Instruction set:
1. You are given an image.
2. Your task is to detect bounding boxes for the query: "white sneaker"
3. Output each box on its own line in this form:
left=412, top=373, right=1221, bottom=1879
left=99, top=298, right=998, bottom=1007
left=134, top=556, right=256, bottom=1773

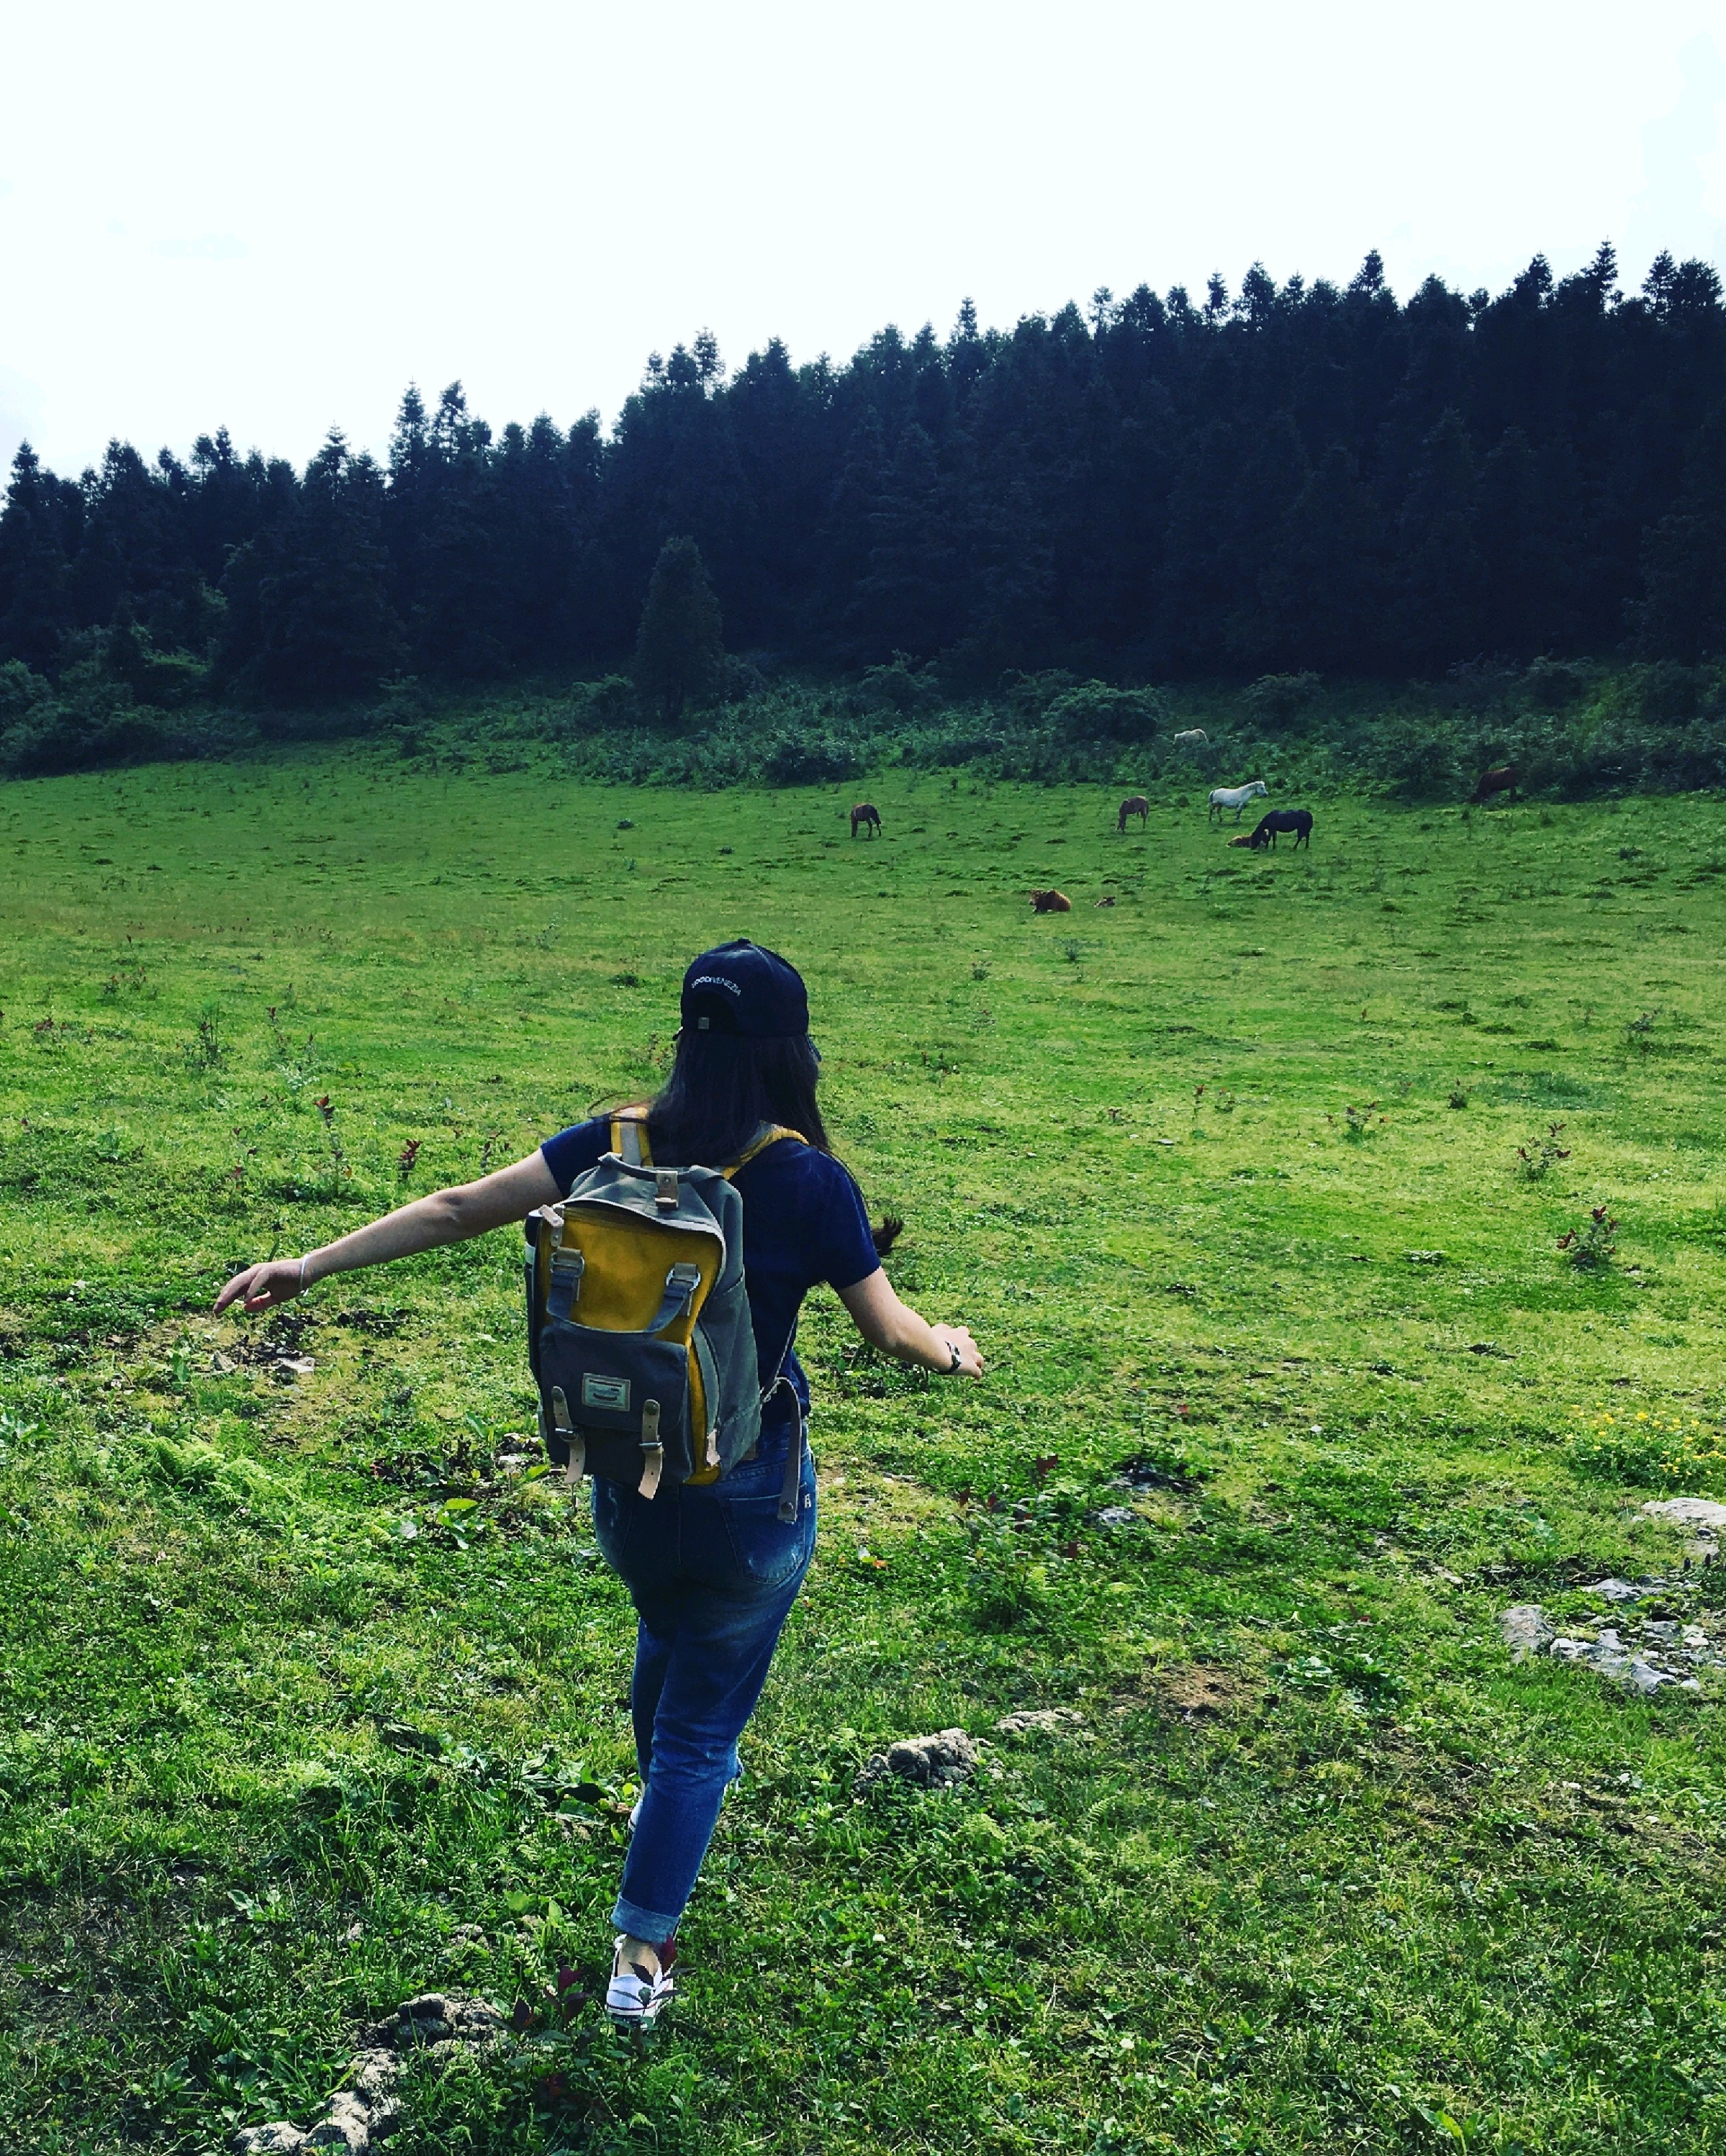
left=606, top=1937, right=674, bottom=2026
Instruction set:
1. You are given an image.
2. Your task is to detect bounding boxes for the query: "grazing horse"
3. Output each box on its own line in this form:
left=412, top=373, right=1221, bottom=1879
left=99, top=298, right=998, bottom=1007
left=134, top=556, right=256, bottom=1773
left=1172, top=728, right=1208, bottom=748
left=1208, top=780, right=1268, bottom=823
left=1242, top=808, right=1312, bottom=851
left=1470, top=764, right=1518, bottom=805
left=850, top=801, right=882, bottom=838
left=1029, top=889, right=1072, bottom=912
left=1117, top=794, right=1149, bottom=832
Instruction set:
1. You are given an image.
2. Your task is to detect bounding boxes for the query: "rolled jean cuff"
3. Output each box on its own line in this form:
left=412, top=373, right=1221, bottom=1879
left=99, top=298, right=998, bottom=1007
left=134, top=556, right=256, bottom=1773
left=611, top=1893, right=679, bottom=1947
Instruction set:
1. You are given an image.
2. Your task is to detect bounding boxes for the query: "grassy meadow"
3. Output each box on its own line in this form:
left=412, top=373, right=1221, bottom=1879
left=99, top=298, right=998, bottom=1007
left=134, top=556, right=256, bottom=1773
left=4, top=748, right=1726, bottom=2155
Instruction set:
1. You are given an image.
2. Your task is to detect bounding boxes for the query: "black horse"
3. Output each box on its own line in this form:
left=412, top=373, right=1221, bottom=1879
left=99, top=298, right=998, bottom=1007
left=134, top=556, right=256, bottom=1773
left=1245, top=809, right=1312, bottom=850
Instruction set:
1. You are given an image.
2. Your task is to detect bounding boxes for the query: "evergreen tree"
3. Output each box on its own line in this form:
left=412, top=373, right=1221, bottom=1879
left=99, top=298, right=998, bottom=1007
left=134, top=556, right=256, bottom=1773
left=1635, top=407, right=1726, bottom=661
left=634, top=536, right=723, bottom=723
left=0, top=445, right=79, bottom=668
left=0, top=245, right=1723, bottom=701
left=1260, top=445, right=1386, bottom=671
left=221, top=432, right=402, bottom=698
left=1395, top=409, right=1486, bottom=668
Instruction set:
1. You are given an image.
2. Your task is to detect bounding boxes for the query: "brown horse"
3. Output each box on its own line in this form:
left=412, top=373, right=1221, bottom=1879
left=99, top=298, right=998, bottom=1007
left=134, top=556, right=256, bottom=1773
left=1117, top=794, right=1149, bottom=833
left=1029, top=889, right=1072, bottom=913
left=850, top=802, right=882, bottom=837
left=1470, top=764, right=1518, bottom=805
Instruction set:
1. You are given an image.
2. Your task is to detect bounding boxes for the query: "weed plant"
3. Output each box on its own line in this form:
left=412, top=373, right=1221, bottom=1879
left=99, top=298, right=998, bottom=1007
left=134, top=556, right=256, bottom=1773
left=1, top=753, right=1725, bottom=2152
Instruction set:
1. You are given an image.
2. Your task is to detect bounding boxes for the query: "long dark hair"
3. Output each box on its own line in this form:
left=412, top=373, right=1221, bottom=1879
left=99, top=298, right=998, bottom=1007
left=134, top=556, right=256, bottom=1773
left=646, top=1031, right=831, bottom=1167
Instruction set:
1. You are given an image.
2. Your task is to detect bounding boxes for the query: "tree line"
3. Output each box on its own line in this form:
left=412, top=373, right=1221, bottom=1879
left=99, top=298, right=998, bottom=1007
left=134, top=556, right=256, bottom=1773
left=1, top=245, right=1722, bottom=715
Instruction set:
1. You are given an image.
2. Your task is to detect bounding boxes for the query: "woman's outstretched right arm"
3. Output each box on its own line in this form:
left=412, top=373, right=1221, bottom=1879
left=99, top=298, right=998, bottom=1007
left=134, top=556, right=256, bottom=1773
left=214, top=1151, right=563, bottom=1315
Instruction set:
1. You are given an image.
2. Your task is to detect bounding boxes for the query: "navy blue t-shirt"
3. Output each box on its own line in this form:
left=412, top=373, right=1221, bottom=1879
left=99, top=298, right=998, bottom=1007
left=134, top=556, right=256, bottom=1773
left=538, top=1119, right=881, bottom=1454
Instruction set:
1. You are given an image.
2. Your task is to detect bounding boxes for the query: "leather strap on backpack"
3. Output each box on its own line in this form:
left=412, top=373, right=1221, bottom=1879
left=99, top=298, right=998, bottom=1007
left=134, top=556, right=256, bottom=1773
left=606, top=1112, right=803, bottom=1177
left=611, top=1108, right=650, bottom=1167
left=777, top=1418, right=805, bottom=1524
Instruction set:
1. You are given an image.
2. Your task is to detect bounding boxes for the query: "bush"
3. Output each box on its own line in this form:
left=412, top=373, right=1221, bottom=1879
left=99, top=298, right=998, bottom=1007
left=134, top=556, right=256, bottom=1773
left=713, top=653, right=770, bottom=705
left=0, top=661, right=53, bottom=728
left=1390, top=730, right=1462, bottom=801
left=1243, top=671, right=1322, bottom=726
left=1621, top=661, right=1719, bottom=725
left=998, top=669, right=1079, bottom=720
left=761, top=731, right=862, bottom=785
left=1042, top=680, right=1169, bottom=742
left=852, top=654, right=935, bottom=718
left=1522, top=657, right=1594, bottom=712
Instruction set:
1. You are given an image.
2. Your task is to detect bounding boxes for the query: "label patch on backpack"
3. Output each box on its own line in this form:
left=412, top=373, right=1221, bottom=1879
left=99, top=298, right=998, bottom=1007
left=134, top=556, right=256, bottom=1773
left=582, top=1374, right=631, bottom=1412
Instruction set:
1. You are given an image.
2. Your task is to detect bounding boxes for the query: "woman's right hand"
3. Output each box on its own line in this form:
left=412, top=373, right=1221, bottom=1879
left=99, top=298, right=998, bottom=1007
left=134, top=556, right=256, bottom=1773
left=214, top=1259, right=307, bottom=1315
left=929, top=1323, right=983, bottom=1377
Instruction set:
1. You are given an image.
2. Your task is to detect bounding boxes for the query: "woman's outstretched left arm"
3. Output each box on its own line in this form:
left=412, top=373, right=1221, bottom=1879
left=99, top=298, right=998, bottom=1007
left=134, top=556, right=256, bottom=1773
left=214, top=1151, right=563, bottom=1315
left=839, top=1269, right=982, bottom=1377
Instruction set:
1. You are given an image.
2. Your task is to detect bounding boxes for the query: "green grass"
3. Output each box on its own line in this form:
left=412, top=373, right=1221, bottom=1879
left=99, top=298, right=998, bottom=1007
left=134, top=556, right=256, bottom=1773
left=4, top=750, right=1726, bottom=2155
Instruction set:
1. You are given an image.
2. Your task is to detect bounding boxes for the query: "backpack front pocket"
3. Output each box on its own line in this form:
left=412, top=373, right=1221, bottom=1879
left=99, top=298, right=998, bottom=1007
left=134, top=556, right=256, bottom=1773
left=540, top=1322, right=694, bottom=1488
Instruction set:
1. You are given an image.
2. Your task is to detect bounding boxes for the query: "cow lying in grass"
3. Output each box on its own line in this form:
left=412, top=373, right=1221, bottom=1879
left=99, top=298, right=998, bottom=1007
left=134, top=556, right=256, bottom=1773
left=1029, top=889, right=1072, bottom=912
left=1230, top=809, right=1312, bottom=850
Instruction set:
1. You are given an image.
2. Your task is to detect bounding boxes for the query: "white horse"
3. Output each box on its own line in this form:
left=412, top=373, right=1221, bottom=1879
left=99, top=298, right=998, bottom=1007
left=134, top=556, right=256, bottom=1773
left=1208, top=780, right=1269, bottom=823
left=1172, top=728, right=1208, bottom=748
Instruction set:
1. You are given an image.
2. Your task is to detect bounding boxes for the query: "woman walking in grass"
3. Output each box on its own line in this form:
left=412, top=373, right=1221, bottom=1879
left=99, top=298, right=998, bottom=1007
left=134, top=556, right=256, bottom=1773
left=217, top=939, right=982, bottom=2026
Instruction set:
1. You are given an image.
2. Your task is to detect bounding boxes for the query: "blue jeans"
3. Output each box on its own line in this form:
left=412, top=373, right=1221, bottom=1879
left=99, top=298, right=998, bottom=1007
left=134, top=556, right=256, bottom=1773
left=590, top=1432, right=817, bottom=1946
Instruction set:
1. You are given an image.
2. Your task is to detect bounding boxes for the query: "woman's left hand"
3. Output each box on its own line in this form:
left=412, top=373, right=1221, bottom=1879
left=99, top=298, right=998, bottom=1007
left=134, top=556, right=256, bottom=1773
left=929, top=1323, right=983, bottom=1377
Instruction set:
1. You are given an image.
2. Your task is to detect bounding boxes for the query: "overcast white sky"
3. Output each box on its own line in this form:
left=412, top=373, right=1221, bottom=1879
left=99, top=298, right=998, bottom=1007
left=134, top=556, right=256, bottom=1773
left=3, top=0, right=1723, bottom=478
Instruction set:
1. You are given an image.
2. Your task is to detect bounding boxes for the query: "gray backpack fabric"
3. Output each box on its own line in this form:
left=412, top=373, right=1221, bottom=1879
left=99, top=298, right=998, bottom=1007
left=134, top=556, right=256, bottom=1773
left=524, top=1119, right=805, bottom=1521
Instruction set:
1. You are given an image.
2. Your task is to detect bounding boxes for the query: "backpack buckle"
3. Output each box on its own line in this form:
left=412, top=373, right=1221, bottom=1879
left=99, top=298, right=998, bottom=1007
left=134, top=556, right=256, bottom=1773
left=548, top=1246, right=584, bottom=1321
left=638, top=1398, right=664, bottom=1499
left=649, top=1263, right=703, bottom=1333
left=654, top=1169, right=679, bottom=1214
left=548, top=1387, right=585, bottom=1487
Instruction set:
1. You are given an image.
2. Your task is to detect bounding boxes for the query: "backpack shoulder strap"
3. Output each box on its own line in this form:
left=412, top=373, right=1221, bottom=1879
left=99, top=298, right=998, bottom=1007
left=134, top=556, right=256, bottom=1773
left=610, top=1105, right=653, bottom=1168
left=721, top=1125, right=806, bottom=1180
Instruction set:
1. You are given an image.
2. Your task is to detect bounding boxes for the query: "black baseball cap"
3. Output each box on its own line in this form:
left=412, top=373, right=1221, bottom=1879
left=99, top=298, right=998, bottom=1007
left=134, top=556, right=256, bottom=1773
left=681, top=940, right=810, bottom=1038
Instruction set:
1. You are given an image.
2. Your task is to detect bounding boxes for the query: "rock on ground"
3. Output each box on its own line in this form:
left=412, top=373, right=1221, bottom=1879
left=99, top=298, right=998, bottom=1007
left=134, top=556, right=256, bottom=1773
left=997, top=1708, right=1085, bottom=1736
left=1500, top=1605, right=1554, bottom=1661
left=1501, top=1605, right=1707, bottom=1695
left=855, top=1729, right=977, bottom=1792
left=231, top=1993, right=504, bottom=2156
left=1642, top=1497, right=1726, bottom=1532
left=1549, top=1634, right=1692, bottom=1695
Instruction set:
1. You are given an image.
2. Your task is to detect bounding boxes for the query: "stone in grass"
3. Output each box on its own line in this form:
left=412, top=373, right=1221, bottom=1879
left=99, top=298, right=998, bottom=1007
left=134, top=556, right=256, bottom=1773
left=1500, top=1605, right=1554, bottom=1661
left=1587, top=1577, right=1650, bottom=1604
left=996, top=1707, right=1085, bottom=1737
left=855, top=1729, right=977, bottom=1793
left=230, top=1993, right=503, bottom=2155
left=1502, top=1605, right=1700, bottom=1694
left=1091, top=1505, right=1140, bottom=1528
left=1548, top=1632, right=1695, bottom=1696
left=1642, top=1498, right=1726, bottom=1533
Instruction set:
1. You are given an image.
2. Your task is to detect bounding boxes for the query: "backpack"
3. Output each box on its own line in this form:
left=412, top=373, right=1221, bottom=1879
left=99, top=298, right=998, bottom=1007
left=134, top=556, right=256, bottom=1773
left=524, top=1111, right=808, bottom=1523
